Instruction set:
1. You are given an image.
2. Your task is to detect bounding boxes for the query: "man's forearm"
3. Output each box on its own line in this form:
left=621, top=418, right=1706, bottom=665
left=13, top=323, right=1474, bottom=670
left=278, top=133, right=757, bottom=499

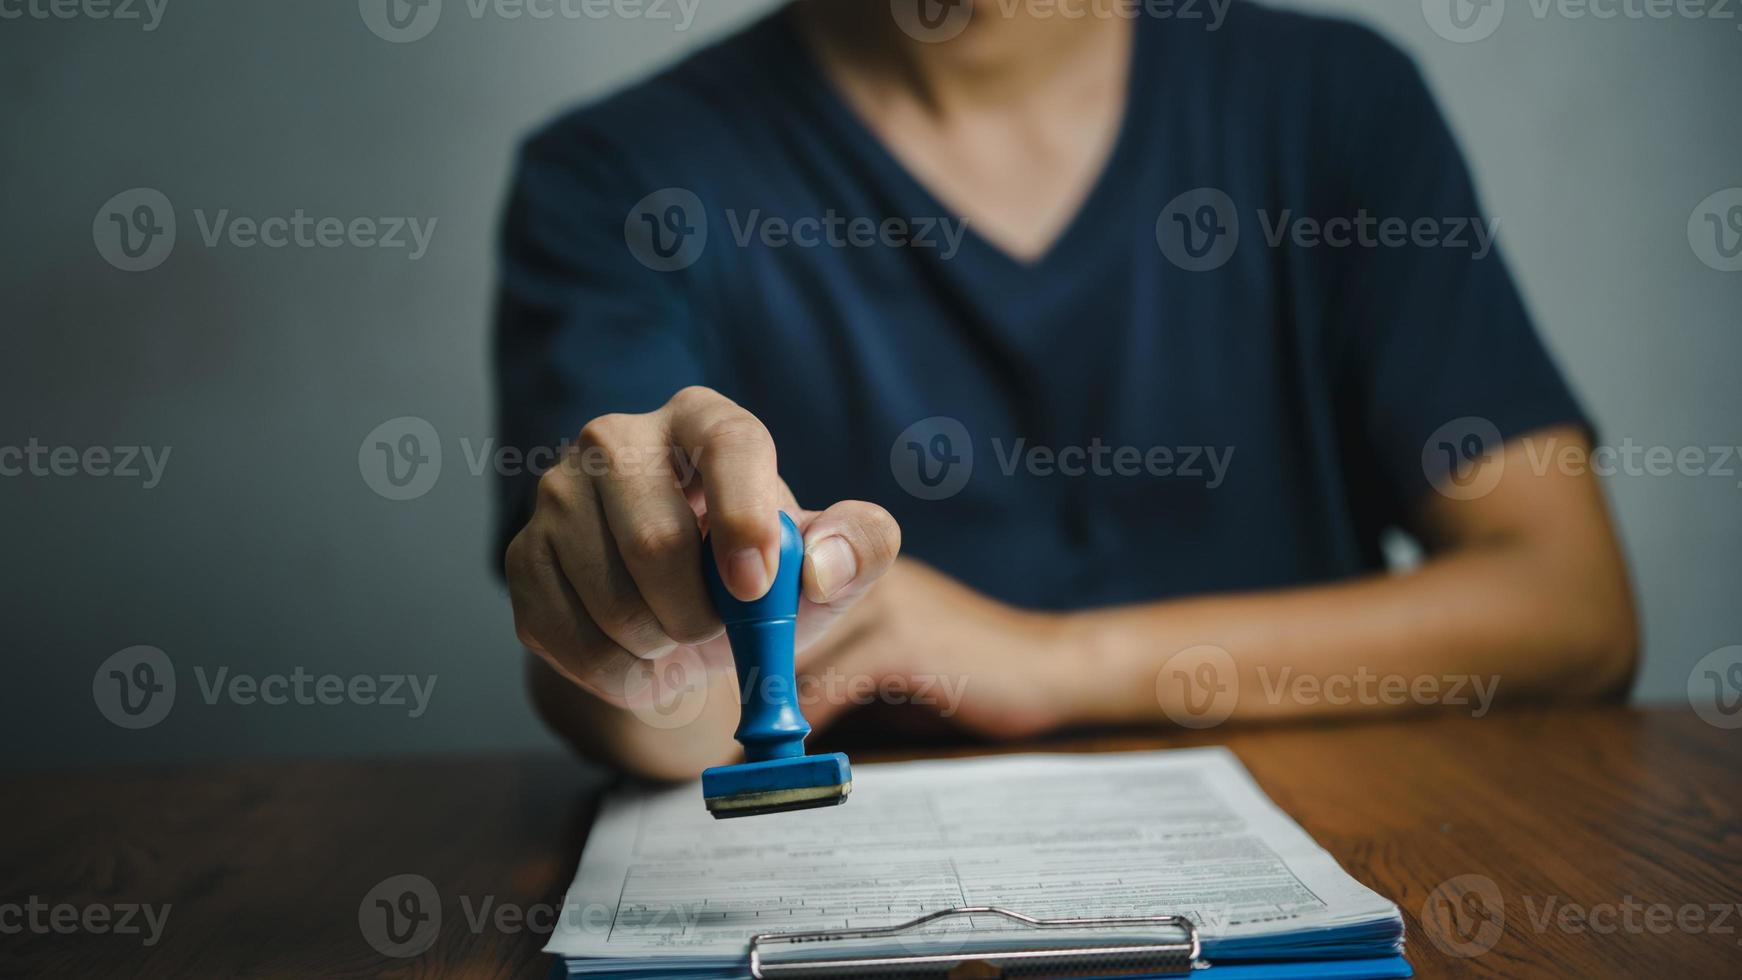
left=862, top=433, right=1637, bottom=736
left=1056, top=532, right=1637, bottom=728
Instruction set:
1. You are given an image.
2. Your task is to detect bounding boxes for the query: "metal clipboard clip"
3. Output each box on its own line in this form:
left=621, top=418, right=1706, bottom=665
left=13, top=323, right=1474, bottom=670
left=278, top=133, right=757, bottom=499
left=748, top=906, right=1202, bottom=978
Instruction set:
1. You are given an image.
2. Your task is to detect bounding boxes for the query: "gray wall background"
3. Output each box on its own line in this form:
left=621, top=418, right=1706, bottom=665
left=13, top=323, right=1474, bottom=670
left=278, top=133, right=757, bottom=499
left=2, top=0, right=1737, bottom=768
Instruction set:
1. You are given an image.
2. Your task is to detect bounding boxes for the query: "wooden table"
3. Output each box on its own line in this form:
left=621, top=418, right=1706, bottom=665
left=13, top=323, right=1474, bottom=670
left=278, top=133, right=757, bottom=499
left=3, top=707, right=1738, bottom=978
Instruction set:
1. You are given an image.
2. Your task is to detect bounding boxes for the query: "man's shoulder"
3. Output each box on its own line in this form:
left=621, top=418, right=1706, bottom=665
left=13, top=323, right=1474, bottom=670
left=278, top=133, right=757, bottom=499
left=518, top=9, right=789, bottom=178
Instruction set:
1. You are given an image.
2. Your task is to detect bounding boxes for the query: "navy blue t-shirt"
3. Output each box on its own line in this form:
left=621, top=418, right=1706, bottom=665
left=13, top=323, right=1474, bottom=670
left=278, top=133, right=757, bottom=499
left=493, top=2, right=1586, bottom=611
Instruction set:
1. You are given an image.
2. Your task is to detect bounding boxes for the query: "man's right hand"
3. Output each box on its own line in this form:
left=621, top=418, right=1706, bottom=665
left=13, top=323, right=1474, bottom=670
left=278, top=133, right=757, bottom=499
left=505, top=386, right=901, bottom=709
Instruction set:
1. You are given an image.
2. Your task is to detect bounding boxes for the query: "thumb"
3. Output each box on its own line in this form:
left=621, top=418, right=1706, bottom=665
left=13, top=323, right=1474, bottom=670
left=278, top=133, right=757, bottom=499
left=796, top=500, right=901, bottom=605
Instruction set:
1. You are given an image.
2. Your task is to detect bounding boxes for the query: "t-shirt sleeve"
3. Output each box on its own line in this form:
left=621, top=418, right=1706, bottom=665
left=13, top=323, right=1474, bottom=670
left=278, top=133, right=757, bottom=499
left=491, top=122, right=710, bottom=566
left=1324, top=36, right=1590, bottom=507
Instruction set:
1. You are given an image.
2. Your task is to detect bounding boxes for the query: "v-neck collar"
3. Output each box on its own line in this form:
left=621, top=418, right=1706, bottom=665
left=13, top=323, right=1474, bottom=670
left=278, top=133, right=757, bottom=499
left=773, top=8, right=1155, bottom=278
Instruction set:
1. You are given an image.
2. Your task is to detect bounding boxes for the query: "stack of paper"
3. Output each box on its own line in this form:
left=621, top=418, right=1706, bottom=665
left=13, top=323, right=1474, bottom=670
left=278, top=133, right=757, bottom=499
left=546, top=748, right=1409, bottom=979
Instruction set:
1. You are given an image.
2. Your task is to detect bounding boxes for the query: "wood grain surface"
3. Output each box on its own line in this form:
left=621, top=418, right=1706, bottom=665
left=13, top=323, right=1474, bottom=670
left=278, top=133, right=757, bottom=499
left=3, top=707, right=1737, bottom=978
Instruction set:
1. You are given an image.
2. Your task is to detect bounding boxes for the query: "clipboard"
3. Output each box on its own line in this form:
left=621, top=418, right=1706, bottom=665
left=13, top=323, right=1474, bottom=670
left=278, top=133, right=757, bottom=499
left=747, top=906, right=1202, bottom=978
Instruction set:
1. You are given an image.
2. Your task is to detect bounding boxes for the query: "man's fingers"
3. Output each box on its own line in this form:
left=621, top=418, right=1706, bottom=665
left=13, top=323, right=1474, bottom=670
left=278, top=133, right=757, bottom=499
left=664, top=387, right=785, bottom=601
left=504, top=528, right=642, bottom=708
left=585, top=415, right=721, bottom=646
left=535, top=455, right=676, bottom=660
left=799, top=500, right=902, bottom=604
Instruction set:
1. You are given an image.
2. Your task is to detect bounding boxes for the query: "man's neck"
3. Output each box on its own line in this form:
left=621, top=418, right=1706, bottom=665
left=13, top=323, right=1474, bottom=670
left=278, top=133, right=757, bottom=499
left=794, top=0, right=1134, bottom=118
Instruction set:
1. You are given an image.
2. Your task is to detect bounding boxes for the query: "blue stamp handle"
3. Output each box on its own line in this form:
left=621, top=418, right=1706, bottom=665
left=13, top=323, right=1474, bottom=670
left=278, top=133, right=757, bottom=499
left=704, top=512, right=808, bottom=762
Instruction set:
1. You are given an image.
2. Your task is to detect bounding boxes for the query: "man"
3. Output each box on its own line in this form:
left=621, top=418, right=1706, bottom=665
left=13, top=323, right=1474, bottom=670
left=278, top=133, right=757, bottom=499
left=495, top=0, right=1637, bottom=778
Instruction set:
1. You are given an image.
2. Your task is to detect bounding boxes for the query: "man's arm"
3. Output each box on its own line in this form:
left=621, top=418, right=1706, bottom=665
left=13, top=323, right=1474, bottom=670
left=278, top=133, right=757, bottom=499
left=848, top=426, right=1638, bottom=735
